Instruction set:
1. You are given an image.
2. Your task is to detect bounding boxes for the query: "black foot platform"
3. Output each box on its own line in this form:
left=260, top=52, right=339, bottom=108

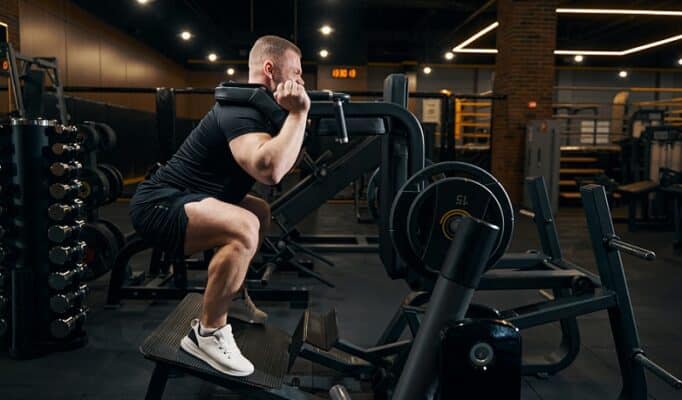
left=141, top=293, right=323, bottom=400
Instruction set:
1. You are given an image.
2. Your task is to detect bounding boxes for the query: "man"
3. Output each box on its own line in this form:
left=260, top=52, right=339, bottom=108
left=130, top=35, right=309, bottom=376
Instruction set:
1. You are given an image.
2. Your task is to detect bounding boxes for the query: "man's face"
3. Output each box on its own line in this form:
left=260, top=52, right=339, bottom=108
left=270, top=49, right=304, bottom=91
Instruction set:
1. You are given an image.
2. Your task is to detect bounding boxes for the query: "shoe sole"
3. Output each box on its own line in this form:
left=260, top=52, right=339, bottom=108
left=180, top=336, right=254, bottom=377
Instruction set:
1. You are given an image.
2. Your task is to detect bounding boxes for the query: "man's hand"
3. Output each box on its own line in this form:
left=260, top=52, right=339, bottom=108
left=274, top=80, right=310, bottom=114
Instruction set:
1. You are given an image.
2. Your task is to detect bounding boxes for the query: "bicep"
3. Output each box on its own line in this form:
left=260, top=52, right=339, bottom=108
left=229, top=132, right=273, bottom=173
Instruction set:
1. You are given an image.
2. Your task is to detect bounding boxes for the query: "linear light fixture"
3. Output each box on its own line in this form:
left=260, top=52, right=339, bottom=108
left=450, top=12, right=682, bottom=56
left=555, top=34, right=682, bottom=56
left=452, top=22, right=499, bottom=51
left=556, top=8, right=682, bottom=17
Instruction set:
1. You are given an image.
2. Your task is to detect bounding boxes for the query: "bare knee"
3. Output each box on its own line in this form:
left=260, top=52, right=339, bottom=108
left=235, top=211, right=260, bottom=253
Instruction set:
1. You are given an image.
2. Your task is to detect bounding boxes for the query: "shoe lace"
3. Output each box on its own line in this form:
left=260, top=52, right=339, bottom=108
left=215, top=331, right=240, bottom=358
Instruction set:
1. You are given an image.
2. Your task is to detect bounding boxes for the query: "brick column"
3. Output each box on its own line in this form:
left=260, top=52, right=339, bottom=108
left=491, top=0, right=557, bottom=203
left=0, top=0, right=20, bottom=49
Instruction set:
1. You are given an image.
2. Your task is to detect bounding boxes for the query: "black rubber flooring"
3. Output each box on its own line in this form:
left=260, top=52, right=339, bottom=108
left=1, top=201, right=681, bottom=399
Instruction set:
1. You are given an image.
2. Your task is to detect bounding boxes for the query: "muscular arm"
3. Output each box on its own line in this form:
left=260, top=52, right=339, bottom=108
left=230, top=112, right=307, bottom=185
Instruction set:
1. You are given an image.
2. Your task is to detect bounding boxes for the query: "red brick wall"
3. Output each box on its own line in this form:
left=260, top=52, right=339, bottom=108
left=491, top=0, right=558, bottom=203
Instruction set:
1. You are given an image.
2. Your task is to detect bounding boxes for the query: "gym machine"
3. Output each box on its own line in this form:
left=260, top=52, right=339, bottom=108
left=106, top=74, right=425, bottom=306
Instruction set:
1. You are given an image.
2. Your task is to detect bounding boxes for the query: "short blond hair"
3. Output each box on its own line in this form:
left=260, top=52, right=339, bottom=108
left=248, top=35, right=302, bottom=70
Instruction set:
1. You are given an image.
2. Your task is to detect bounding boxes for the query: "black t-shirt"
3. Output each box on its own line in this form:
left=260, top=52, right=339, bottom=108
left=152, top=102, right=276, bottom=203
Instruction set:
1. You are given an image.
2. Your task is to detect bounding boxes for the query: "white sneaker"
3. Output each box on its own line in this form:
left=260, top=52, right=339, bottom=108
left=180, top=319, right=255, bottom=377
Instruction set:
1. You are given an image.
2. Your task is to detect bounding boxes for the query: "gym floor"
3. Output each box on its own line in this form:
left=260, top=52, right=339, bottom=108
left=0, top=200, right=680, bottom=400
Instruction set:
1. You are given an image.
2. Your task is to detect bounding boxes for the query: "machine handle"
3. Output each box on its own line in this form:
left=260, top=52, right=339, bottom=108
left=634, top=353, right=682, bottom=389
left=607, top=237, right=656, bottom=261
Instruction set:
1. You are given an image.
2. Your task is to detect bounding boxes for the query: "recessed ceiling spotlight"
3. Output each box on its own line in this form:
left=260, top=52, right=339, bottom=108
left=180, top=31, right=192, bottom=41
left=619, top=70, right=628, bottom=78
left=423, top=66, right=432, bottom=74
left=207, top=53, right=217, bottom=62
left=320, top=25, right=333, bottom=35
left=444, top=51, right=455, bottom=61
left=319, top=49, right=329, bottom=58
left=136, top=0, right=150, bottom=4
left=226, top=68, right=235, bottom=76
left=574, top=54, right=584, bottom=63
left=678, top=58, right=682, bottom=66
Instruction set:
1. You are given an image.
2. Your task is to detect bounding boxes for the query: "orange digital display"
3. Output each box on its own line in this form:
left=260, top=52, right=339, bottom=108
left=331, top=67, right=357, bottom=79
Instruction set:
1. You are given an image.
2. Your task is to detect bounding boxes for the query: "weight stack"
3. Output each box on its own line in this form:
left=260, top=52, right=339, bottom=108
left=7, top=118, right=88, bottom=358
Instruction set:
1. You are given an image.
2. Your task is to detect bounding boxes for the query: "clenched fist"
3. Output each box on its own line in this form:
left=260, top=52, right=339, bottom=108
left=274, top=80, right=310, bottom=114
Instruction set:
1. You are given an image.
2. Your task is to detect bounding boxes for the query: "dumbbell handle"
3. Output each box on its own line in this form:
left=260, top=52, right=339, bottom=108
left=50, top=308, right=87, bottom=338
left=51, top=143, right=83, bottom=157
left=50, top=284, right=88, bottom=314
left=48, top=200, right=84, bottom=221
left=48, top=264, right=87, bottom=291
left=49, top=241, right=86, bottom=265
left=49, top=180, right=83, bottom=200
left=48, top=220, right=85, bottom=243
left=50, top=161, right=82, bottom=178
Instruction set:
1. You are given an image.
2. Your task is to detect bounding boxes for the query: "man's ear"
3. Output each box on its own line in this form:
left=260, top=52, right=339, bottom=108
left=263, top=60, right=274, bottom=80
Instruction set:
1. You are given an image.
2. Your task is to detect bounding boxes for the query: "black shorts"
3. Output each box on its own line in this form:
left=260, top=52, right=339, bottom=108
left=129, top=180, right=210, bottom=258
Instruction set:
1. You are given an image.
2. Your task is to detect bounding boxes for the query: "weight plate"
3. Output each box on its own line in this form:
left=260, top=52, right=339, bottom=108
left=99, top=164, right=122, bottom=200
left=80, top=221, right=120, bottom=281
left=366, top=167, right=380, bottom=221
left=77, top=122, right=100, bottom=151
left=97, top=218, right=125, bottom=250
left=91, top=122, right=117, bottom=151
left=406, top=177, right=504, bottom=275
left=368, top=159, right=432, bottom=223
left=389, top=161, right=513, bottom=283
left=97, top=165, right=119, bottom=203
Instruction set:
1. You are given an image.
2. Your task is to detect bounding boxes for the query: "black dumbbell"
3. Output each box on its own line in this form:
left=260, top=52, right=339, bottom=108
left=50, top=308, right=87, bottom=339
left=48, top=264, right=87, bottom=291
left=0, top=270, right=5, bottom=288
left=49, top=284, right=88, bottom=314
left=0, top=247, right=9, bottom=263
left=0, top=205, right=6, bottom=217
left=0, top=225, right=6, bottom=239
left=49, top=241, right=86, bottom=265
left=48, top=220, right=85, bottom=243
left=49, top=180, right=84, bottom=200
left=48, top=199, right=84, bottom=222
left=0, top=318, right=7, bottom=337
left=51, top=142, right=83, bottom=158
left=54, top=124, right=79, bottom=142
left=50, top=161, right=83, bottom=179
left=0, top=295, right=7, bottom=315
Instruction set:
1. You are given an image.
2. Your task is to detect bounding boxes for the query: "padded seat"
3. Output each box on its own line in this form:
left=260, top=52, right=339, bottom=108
left=314, top=117, right=386, bottom=136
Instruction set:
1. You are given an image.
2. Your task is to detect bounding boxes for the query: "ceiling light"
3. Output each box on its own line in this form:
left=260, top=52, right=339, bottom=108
left=136, top=0, right=150, bottom=4
left=226, top=68, right=235, bottom=76
left=319, top=49, right=329, bottom=58
left=554, top=34, right=682, bottom=56
left=207, top=53, right=217, bottom=62
left=423, top=66, right=432, bottom=75
left=619, top=70, right=628, bottom=78
left=677, top=58, right=682, bottom=65
left=444, top=51, right=455, bottom=60
left=320, top=25, right=333, bottom=35
left=556, top=8, right=682, bottom=17
left=180, top=31, right=192, bottom=41
left=574, top=54, right=584, bottom=63
left=453, top=22, right=499, bottom=51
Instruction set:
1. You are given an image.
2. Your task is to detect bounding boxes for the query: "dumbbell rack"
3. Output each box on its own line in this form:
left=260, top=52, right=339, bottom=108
left=1, top=118, right=90, bottom=358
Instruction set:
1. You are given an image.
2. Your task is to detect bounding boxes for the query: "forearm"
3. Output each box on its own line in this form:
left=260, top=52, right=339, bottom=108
left=257, top=112, right=307, bottom=180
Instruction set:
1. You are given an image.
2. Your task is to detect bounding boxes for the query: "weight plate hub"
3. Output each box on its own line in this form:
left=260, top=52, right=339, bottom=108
left=406, top=177, right=504, bottom=274
left=389, top=161, right=514, bottom=284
